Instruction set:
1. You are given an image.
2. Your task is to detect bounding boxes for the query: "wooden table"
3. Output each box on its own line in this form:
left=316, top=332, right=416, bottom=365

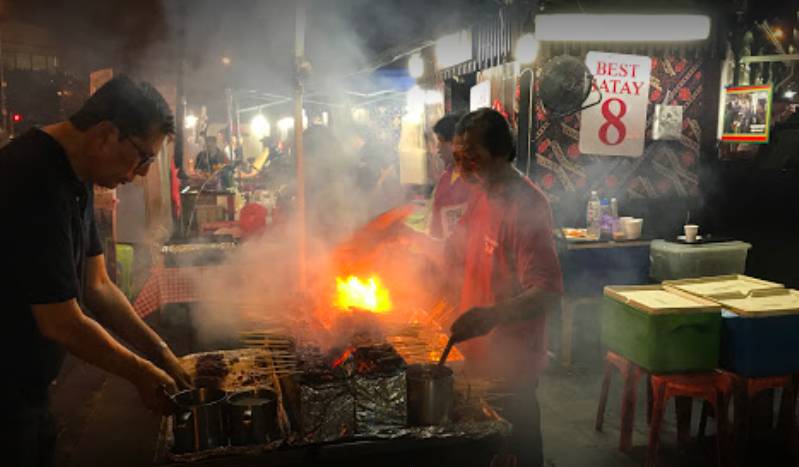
left=556, top=238, right=652, bottom=366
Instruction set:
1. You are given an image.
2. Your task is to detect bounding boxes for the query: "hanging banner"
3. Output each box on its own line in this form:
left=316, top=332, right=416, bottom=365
left=579, top=52, right=652, bottom=157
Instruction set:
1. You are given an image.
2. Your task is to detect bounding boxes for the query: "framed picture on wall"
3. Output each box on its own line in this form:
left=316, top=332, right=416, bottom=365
left=721, top=84, right=773, bottom=144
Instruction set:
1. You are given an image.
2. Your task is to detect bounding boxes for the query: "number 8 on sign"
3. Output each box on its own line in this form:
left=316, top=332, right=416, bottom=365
left=599, top=98, right=627, bottom=146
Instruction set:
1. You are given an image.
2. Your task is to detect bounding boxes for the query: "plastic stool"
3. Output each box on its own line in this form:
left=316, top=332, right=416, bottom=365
left=647, top=372, right=733, bottom=467
left=699, top=372, right=797, bottom=453
left=595, top=351, right=651, bottom=452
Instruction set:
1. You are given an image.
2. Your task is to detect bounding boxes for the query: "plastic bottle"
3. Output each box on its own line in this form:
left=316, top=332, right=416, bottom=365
left=586, top=191, right=601, bottom=240
left=610, top=198, right=624, bottom=240
left=600, top=198, right=612, bottom=237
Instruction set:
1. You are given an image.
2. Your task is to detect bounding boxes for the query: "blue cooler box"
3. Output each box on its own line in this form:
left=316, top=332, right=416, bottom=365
left=663, top=276, right=797, bottom=377
left=715, top=290, right=799, bottom=377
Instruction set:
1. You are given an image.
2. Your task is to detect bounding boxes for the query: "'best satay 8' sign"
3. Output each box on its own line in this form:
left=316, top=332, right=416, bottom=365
left=579, top=52, right=652, bottom=157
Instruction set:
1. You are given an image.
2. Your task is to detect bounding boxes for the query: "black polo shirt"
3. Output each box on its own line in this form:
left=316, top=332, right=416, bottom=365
left=0, top=129, right=103, bottom=404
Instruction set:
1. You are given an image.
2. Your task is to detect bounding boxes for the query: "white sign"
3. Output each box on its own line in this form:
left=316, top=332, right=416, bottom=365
left=579, top=52, right=652, bottom=157
left=470, top=80, right=491, bottom=111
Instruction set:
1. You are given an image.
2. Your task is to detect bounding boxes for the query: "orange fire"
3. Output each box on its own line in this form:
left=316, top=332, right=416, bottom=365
left=331, top=347, right=354, bottom=368
left=334, top=275, right=392, bottom=314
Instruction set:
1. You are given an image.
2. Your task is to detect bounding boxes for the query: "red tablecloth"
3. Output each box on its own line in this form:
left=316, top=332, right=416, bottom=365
left=133, top=266, right=225, bottom=318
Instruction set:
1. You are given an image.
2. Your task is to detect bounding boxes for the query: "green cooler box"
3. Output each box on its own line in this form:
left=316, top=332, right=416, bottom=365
left=649, top=240, right=751, bottom=282
left=602, top=285, right=722, bottom=373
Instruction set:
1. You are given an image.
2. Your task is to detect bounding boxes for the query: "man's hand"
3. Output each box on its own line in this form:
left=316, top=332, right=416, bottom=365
left=450, top=306, right=501, bottom=343
left=133, top=359, right=180, bottom=415
left=157, top=348, right=193, bottom=390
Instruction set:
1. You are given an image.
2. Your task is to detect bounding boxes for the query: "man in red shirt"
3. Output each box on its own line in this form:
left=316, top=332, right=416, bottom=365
left=447, top=109, right=563, bottom=467
left=429, top=114, right=471, bottom=239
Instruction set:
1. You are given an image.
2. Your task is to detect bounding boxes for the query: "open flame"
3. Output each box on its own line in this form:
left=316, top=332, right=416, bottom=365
left=334, top=275, right=392, bottom=314
left=331, top=346, right=354, bottom=369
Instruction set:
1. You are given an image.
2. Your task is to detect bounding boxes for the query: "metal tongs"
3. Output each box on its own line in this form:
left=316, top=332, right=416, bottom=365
left=159, top=384, right=181, bottom=415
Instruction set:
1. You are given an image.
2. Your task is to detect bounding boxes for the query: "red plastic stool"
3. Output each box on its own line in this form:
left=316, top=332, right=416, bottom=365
left=595, top=351, right=651, bottom=452
left=647, top=372, right=734, bottom=467
left=699, top=372, right=797, bottom=453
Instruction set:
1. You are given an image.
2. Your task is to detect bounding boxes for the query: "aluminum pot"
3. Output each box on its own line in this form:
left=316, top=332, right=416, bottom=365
left=226, top=388, right=280, bottom=446
left=171, top=388, right=228, bottom=453
left=406, top=363, right=453, bottom=426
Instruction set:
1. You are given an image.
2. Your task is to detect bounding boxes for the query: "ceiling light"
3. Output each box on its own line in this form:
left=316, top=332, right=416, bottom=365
left=184, top=114, right=198, bottom=129
left=250, top=114, right=270, bottom=138
left=515, top=33, right=539, bottom=64
left=408, top=53, right=424, bottom=79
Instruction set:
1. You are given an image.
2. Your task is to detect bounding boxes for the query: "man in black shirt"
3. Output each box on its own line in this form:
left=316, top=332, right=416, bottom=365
left=194, top=135, right=228, bottom=174
left=0, top=76, right=192, bottom=466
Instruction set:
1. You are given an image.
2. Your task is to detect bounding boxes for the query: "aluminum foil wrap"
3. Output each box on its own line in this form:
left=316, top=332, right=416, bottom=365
left=299, top=381, right=355, bottom=443
left=353, top=371, right=407, bottom=431
left=354, top=393, right=511, bottom=440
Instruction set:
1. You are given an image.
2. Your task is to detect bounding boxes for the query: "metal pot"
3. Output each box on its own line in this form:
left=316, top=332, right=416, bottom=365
left=171, top=388, right=228, bottom=453
left=226, top=388, right=280, bottom=446
left=406, top=363, right=453, bottom=426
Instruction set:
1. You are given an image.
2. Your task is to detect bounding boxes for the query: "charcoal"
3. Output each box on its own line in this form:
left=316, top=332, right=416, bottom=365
left=353, top=344, right=405, bottom=376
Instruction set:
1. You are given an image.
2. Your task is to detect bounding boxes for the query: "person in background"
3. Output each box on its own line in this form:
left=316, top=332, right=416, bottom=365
left=0, top=76, right=192, bottom=467
left=446, top=109, right=563, bottom=467
left=428, top=113, right=470, bottom=239
left=194, top=135, right=228, bottom=174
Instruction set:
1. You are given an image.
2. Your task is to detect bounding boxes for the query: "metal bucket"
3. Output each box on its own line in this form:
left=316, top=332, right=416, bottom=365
left=171, top=388, right=228, bottom=453
left=406, top=363, right=453, bottom=426
left=226, top=388, right=280, bottom=446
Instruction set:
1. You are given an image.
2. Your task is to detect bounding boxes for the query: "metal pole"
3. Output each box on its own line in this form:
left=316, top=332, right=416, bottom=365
left=294, top=0, right=307, bottom=289
left=174, top=0, right=187, bottom=178
left=0, top=24, right=7, bottom=135
left=225, top=88, right=235, bottom=155
left=234, top=94, right=243, bottom=161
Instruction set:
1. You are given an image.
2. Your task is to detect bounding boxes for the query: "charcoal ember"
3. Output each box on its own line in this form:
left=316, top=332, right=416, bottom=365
left=352, top=344, right=405, bottom=376
left=299, top=381, right=355, bottom=443
left=195, top=353, right=229, bottom=389
left=353, top=371, right=406, bottom=431
left=298, top=346, right=348, bottom=383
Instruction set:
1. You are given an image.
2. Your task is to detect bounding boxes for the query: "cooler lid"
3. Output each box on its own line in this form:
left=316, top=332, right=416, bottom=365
left=604, top=285, right=720, bottom=314
left=717, top=289, right=799, bottom=317
left=650, top=239, right=752, bottom=254
left=663, top=275, right=783, bottom=300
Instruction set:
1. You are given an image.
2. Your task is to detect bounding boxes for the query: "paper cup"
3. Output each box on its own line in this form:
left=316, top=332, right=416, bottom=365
left=623, top=218, right=643, bottom=240
left=684, top=224, right=699, bottom=243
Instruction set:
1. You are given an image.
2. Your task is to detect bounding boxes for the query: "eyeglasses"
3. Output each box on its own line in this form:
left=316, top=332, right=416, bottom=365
left=124, top=135, right=157, bottom=170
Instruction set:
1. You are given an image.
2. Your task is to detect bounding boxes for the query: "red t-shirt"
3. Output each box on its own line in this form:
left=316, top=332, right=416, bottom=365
left=430, top=167, right=472, bottom=239
left=450, top=174, right=563, bottom=380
